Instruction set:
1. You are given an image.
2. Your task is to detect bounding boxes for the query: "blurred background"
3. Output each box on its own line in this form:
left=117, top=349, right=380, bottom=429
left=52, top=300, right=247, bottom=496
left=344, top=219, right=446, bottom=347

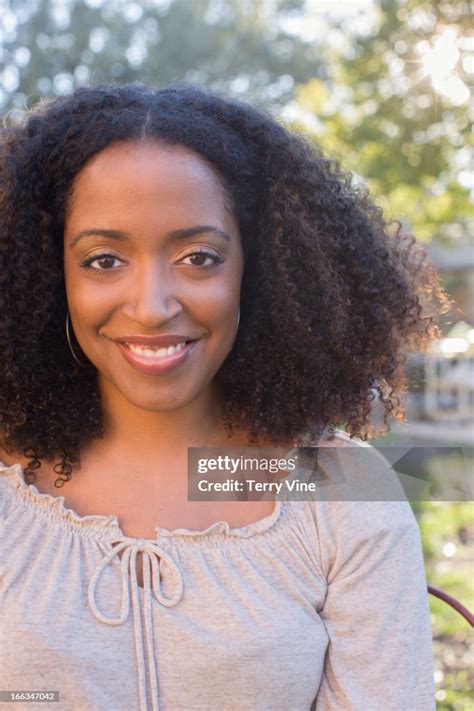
left=1, top=0, right=473, bottom=706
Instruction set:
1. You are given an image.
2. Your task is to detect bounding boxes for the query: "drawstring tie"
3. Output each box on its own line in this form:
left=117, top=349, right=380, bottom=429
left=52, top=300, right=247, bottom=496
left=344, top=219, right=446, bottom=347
left=88, top=538, right=184, bottom=711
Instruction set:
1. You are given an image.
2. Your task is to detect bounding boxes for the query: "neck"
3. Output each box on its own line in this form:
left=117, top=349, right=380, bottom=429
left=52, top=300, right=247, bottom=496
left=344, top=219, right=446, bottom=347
left=96, top=376, right=233, bottom=458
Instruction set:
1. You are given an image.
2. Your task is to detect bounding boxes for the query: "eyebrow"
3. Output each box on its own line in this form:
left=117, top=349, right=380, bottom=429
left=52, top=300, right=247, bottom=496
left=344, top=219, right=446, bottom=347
left=69, top=225, right=231, bottom=248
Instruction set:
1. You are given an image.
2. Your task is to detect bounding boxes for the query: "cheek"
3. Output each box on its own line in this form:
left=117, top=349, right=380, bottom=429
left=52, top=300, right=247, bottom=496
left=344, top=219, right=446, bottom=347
left=65, top=278, right=118, bottom=330
left=194, top=282, right=240, bottom=324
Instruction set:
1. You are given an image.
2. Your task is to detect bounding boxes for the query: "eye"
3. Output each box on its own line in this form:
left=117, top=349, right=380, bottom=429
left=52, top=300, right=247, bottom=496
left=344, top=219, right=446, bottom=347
left=79, top=253, right=125, bottom=271
left=180, top=249, right=224, bottom=267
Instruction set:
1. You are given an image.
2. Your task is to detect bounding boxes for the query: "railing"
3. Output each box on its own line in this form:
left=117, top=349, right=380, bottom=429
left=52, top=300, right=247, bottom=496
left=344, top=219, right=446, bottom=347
left=428, top=584, right=473, bottom=627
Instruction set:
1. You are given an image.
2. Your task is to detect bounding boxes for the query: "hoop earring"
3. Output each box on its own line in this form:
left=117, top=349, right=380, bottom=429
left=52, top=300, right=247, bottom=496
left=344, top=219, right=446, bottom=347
left=65, top=311, right=87, bottom=367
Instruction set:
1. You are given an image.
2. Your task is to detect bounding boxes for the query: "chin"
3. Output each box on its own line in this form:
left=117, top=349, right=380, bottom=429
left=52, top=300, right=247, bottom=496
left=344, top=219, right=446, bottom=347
left=129, top=397, right=192, bottom=413
left=112, top=380, right=204, bottom=413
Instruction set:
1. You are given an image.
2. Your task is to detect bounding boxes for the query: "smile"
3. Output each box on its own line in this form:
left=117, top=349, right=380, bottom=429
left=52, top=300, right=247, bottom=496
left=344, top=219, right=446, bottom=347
left=125, top=341, right=188, bottom=358
left=114, top=339, right=199, bottom=375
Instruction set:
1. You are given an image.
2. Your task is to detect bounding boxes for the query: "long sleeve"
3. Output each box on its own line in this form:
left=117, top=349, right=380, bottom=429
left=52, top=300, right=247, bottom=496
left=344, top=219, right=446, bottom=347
left=313, top=496, right=435, bottom=711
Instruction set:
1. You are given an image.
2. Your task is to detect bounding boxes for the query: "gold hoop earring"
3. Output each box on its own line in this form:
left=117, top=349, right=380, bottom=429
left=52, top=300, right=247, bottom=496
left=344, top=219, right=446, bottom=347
left=65, top=311, right=87, bottom=367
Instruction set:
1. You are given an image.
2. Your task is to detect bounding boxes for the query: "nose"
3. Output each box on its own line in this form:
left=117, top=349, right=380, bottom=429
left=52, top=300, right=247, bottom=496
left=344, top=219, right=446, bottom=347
left=121, top=261, right=183, bottom=327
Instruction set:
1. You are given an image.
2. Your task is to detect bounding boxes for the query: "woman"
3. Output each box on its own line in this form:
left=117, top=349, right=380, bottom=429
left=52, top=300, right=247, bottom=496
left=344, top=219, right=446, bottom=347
left=0, top=82, right=446, bottom=710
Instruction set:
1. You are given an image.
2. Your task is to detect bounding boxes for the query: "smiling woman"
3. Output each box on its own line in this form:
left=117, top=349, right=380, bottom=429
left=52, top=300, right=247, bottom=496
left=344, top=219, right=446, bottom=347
left=63, top=141, right=243, bottom=411
left=0, top=81, right=448, bottom=710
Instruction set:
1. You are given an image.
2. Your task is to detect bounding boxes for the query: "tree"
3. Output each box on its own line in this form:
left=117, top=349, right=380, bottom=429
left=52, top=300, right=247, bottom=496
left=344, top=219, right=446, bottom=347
left=1, top=0, right=323, bottom=113
left=288, top=0, right=472, bottom=244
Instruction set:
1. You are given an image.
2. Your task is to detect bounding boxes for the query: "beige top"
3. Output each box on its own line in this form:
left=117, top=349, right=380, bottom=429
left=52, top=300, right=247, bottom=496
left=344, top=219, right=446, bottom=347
left=0, top=432, right=435, bottom=710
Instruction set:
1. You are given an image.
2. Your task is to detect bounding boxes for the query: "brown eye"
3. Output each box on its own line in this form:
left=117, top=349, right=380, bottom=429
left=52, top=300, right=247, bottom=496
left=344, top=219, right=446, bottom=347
left=181, top=250, right=223, bottom=267
left=95, top=257, right=116, bottom=269
left=80, top=253, right=124, bottom=271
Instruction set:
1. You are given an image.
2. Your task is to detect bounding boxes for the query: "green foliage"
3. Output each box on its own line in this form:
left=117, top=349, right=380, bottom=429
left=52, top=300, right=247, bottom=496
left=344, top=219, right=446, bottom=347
left=1, top=0, right=323, bottom=112
left=417, top=501, right=474, bottom=708
left=290, top=0, right=472, bottom=245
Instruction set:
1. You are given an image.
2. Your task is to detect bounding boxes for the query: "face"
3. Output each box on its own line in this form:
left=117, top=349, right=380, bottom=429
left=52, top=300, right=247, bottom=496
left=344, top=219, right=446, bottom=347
left=63, top=140, right=243, bottom=413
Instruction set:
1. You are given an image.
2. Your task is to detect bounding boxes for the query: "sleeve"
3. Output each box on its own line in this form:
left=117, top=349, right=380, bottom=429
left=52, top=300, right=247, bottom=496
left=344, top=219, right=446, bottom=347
left=312, top=443, right=435, bottom=710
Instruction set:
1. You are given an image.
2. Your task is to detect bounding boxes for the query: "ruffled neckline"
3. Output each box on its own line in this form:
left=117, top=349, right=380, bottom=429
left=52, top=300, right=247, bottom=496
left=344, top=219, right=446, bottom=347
left=0, top=460, right=284, bottom=542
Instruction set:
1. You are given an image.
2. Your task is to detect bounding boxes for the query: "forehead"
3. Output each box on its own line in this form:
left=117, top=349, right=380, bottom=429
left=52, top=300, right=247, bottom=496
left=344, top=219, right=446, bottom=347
left=66, top=140, right=232, bottom=221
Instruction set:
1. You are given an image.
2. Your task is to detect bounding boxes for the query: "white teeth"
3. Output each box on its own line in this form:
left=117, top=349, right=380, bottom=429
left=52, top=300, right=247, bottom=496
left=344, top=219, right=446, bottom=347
left=125, top=341, right=187, bottom=358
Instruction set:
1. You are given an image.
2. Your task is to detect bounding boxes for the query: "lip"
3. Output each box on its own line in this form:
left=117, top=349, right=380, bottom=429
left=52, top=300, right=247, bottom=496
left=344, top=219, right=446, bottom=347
left=114, top=339, right=200, bottom=375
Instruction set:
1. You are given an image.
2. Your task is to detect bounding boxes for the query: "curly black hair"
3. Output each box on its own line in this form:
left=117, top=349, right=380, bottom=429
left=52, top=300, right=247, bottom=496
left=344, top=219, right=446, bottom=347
left=0, top=81, right=450, bottom=487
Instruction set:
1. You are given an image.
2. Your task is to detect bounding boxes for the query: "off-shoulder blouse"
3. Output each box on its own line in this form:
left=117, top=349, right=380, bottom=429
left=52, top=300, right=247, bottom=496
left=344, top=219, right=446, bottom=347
left=0, top=432, right=435, bottom=710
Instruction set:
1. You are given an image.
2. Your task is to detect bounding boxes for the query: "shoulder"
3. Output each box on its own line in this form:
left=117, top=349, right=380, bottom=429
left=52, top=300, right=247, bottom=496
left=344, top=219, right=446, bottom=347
left=308, top=428, right=410, bottom=504
left=299, top=430, right=420, bottom=567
